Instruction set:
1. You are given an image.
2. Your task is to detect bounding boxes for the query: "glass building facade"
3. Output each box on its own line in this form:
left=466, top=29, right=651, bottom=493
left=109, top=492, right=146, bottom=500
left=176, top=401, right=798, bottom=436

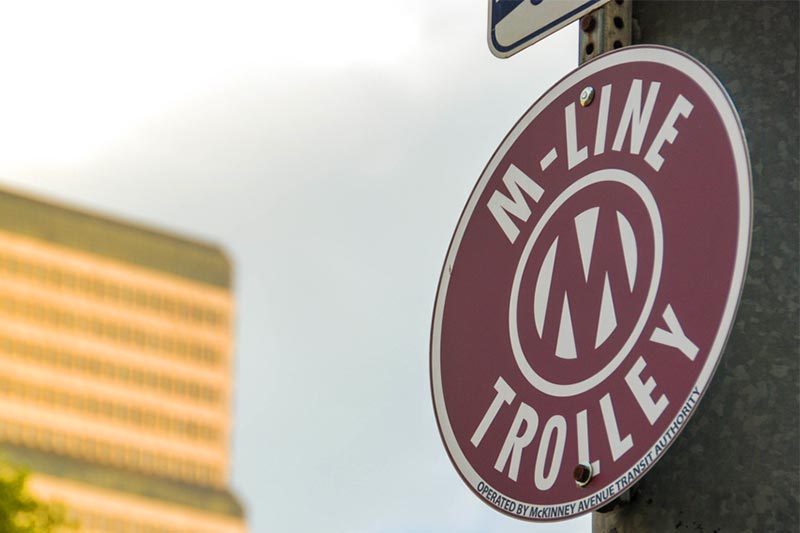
left=0, top=188, right=245, bottom=532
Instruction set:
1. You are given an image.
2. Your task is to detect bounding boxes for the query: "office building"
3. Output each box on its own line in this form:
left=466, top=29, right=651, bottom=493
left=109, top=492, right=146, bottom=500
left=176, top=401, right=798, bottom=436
left=0, top=187, right=245, bottom=532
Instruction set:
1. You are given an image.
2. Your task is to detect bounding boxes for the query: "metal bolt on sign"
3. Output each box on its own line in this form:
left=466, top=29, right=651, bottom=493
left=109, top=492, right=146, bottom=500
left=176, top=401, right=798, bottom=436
left=579, top=86, right=595, bottom=107
left=573, top=464, right=594, bottom=487
left=579, top=0, right=633, bottom=63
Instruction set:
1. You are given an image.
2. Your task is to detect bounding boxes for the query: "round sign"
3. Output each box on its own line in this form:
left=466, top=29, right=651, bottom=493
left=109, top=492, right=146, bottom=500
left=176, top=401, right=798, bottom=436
left=430, top=46, right=751, bottom=521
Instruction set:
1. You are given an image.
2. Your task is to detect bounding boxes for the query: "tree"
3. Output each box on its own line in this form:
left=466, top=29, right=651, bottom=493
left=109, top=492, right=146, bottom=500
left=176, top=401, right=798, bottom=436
left=0, top=459, right=76, bottom=532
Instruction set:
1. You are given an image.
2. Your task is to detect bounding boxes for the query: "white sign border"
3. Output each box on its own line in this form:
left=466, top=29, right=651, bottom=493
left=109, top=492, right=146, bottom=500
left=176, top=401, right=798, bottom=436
left=430, top=45, right=753, bottom=521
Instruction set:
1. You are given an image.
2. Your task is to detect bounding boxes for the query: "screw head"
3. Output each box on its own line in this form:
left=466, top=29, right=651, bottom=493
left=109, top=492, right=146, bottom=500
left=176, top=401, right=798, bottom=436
left=580, top=86, right=595, bottom=107
left=573, top=463, right=593, bottom=487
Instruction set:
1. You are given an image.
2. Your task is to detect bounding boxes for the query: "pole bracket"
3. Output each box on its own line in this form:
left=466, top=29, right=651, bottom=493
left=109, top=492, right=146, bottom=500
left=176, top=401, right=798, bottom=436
left=596, top=482, right=638, bottom=514
left=578, top=0, right=634, bottom=64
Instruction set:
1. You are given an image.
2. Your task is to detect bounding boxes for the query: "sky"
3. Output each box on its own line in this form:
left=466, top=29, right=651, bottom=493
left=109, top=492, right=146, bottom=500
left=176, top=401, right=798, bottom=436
left=0, top=1, right=591, bottom=531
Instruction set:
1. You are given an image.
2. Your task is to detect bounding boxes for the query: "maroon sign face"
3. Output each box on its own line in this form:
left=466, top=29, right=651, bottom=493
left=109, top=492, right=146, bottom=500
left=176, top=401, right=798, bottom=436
left=431, top=46, right=751, bottom=521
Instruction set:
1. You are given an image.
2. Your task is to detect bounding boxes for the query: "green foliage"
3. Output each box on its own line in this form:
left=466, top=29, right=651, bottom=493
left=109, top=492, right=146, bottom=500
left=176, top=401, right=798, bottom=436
left=0, top=460, right=76, bottom=532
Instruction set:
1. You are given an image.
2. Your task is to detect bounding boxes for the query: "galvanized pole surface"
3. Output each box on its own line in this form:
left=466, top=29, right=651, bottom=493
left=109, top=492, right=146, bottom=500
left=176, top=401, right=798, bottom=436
left=579, top=1, right=799, bottom=531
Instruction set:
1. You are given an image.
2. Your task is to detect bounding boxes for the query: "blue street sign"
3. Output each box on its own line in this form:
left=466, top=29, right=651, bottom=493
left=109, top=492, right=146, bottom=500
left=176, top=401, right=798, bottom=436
left=488, top=0, right=610, bottom=58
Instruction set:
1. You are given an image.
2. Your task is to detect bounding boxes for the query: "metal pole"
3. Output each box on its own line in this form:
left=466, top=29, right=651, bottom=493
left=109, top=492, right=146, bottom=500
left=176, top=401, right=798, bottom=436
left=587, top=1, right=800, bottom=531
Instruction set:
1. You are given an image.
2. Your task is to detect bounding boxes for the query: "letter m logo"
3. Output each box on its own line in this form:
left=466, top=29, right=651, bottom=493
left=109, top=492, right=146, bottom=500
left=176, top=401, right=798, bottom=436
left=488, top=164, right=544, bottom=243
